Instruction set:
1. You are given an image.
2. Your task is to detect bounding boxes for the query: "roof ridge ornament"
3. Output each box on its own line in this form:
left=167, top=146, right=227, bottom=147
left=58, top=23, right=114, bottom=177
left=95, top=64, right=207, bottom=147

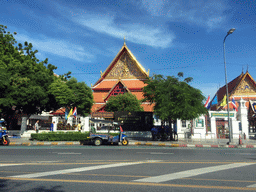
left=124, top=36, right=126, bottom=45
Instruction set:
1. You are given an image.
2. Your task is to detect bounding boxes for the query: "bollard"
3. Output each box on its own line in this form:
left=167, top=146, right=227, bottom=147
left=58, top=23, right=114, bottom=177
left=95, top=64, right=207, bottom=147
left=244, top=133, right=246, bottom=140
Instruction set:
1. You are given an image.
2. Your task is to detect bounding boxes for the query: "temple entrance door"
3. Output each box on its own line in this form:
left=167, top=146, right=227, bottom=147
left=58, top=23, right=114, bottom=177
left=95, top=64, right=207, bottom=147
left=216, top=119, right=228, bottom=139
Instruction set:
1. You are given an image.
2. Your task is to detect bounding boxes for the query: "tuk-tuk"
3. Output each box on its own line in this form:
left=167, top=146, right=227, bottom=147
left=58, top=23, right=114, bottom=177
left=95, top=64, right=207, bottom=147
left=0, top=119, right=10, bottom=146
left=87, top=119, right=129, bottom=146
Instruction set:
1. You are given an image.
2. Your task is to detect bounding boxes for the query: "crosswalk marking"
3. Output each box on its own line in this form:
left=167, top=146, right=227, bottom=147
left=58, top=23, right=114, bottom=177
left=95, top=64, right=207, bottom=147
left=134, top=163, right=255, bottom=183
left=11, top=160, right=159, bottom=178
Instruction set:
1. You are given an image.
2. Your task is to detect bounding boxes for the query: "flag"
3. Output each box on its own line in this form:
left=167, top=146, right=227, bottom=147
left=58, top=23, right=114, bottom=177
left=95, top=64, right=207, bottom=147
left=220, top=95, right=227, bottom=107
left=65, top=108, right=69, bottom=120
left=204, top=95, right=210, bottom=109
left=67, top=108, right=73, bottom=119
left=73, top=107, right=77, bottom=119
left=231, top=98, right=238, bottom=111
left=211, top=94, right=218, bottom=105
left=120, top=125, right=123, bottom=132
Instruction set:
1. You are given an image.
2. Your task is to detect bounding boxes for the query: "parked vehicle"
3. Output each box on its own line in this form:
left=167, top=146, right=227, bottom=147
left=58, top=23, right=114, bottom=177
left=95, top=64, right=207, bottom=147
left=87, top=119, right=129, bottom=146
left=0, top=119, right=10, bottom=146
left=151, top=126, right=171, bottom=141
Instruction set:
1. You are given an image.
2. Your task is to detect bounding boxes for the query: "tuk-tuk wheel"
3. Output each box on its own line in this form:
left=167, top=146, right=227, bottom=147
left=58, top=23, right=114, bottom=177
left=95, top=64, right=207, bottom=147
left=3, top=138, right=10, bottom=146
left=122, top=139, right=129, bottom=146
left=94, top=138, right=102, bottom=146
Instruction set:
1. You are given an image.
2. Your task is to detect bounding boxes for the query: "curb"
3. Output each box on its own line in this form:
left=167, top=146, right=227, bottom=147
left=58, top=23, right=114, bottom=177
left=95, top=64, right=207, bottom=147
left=6, top=141, right=256, bottom=148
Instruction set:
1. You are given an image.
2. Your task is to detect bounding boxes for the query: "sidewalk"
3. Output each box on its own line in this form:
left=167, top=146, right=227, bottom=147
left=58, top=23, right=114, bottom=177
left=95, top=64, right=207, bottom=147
left=7, top=136, right=256, bottom=148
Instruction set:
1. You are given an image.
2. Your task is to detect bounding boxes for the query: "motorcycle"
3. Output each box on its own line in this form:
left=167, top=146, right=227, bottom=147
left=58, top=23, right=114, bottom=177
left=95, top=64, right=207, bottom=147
left=0, top=119, right=10, bottom=146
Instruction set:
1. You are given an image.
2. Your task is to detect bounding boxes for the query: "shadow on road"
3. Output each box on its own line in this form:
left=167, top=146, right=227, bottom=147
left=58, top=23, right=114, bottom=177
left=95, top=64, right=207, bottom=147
left=0, top=179, right=64, bottom=192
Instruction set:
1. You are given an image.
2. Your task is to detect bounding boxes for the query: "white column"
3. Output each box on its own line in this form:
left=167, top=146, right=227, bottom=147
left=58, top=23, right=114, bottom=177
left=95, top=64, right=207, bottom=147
left=21, top=117, right=28, bottom=134
left=52, top=117, right=59, bottom=132
left=231, top=117, right=239, bottom=139
left=82, top=116, right=90, bottom=132
left=238, top=98, right=249, bottom=138
left=210, top=116, right=217, bottom=139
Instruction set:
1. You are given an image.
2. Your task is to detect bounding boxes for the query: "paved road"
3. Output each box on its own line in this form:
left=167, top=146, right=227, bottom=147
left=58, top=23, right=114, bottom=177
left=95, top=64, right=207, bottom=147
left=0, top=146, right=256, bottom=192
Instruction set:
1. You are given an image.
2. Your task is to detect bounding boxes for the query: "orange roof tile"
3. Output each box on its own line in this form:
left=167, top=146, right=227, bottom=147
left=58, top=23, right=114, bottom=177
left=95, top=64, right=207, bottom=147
left=50, top=107, right=65, bottom=115
left=93, top=92, right=109, bottom=103
left=122, top=80, right=147, bottom=89
left=142, top=103, right=154, bottom=112
left=131, top=92, right=145, bottom=100
left=93, top=81, right=117, bottom=89
left=93, top=79, right=147, bottom=90
left=91, top=103, right=105, bottom=113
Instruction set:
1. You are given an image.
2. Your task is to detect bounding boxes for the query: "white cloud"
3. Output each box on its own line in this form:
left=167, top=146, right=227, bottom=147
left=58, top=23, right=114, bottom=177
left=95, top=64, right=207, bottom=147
left=139, top=0, right=228, bottom=30
left=15, top=34, right=94, bottom=62
left=73, top=15, right=175, bottom=48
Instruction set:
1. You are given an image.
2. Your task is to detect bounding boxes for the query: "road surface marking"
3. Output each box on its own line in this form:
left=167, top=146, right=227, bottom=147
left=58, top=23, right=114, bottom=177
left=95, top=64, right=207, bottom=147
left=134, top=163, right=255, bottom=183
left=10, top=160, right=160, bottom=178
left=1, top=177, right=256, bottom=191
left=0, top=164, right=22, bottom=167
left=137, top=152, right=173, bottom=155
left=247, top=184, right=256, bottom=188
left=57, top=153, right=81, bottom=155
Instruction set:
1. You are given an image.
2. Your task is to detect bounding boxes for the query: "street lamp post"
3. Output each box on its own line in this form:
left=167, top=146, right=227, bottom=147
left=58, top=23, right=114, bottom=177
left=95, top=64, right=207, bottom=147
left=223, top=28, right=235, bottom=144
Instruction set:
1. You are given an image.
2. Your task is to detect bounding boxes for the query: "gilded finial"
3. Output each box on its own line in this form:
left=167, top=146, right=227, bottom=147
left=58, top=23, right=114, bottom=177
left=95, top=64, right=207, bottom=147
left=100, top=70, right=102, bottom=77
left=124, top=36, right=126, bottom=45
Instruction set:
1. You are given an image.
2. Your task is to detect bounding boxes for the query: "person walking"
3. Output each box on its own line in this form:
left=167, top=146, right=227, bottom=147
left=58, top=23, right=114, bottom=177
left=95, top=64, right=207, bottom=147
left=50, top=121, right=55, bottom=131
left=34, top=120, right=40, bottom=133
left=77, top=121, right=81, bottom=132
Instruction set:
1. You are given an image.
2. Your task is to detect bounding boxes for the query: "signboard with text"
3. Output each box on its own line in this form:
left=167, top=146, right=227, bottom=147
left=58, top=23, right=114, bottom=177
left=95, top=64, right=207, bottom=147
left=210, top=112, right=235, bottom=118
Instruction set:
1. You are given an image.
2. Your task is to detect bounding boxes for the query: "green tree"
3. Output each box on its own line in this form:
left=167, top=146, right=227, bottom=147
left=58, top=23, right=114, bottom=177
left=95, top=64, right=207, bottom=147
left=143, top=73, right=207, bottom=140
left=105, top=93, right=144, bottom=112
left=66, top=77, right=93, bottom=116
left=0, top=25, right=93, bottom=129
left=0, top=25, right=57, bottom=121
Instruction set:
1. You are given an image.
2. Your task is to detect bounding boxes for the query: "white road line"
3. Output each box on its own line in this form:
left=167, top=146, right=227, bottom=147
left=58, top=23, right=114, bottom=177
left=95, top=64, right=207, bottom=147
left=134, top=163, right=255, bottom=183
left=247, top=183, right=256, bottom=188
left=0, top=164, right=22, bottom=167
left=11, top=160, right=159, bottom=178
left=57, top=153, right=81, bottom=155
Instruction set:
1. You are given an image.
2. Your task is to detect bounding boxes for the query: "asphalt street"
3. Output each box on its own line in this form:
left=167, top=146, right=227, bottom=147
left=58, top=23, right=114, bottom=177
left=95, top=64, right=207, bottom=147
left=0, top=146, right=256, bottom=192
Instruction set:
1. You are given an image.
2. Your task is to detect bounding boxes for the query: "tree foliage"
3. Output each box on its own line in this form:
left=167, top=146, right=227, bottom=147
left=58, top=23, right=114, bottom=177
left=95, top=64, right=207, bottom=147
left=143, top=74, right=207, bottom=121
left=0, top=25, right=56, bottom=117
left=105, top=93, right=144, bottom=112
left=0, top=25, right=93, bottom=124
left=65, top=77, right=93, bottom=116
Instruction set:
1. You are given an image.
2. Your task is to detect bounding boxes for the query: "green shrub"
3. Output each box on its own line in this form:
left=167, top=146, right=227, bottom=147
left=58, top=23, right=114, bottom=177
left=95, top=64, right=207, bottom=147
left=31, top=132, right=90, bottom=141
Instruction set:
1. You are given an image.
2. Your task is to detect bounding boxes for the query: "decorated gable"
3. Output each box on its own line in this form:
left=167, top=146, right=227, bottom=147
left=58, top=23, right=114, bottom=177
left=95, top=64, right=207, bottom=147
left=104, top=81, right=128, bottom=102
left=232, top=75, right=256, bottom=96
left=105, top=51, right=147, bottom=80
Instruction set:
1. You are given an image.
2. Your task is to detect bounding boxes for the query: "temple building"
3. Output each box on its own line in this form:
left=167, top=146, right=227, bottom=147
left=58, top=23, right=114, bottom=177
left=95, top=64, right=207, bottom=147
left=207, top=70, right=256, bottom=139
left=91, top=42, right=154, bottom=114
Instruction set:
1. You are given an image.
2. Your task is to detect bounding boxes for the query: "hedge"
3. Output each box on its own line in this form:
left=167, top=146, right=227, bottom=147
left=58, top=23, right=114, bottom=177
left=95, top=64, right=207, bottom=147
left=31, top=132, right=121, bottom=141
left=31, top=132, right=90, bottom=141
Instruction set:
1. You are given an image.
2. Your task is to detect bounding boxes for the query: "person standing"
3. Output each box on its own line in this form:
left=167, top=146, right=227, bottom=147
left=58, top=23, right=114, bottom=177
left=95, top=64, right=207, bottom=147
left=77, top=121, right=81, bottom=132
left=35, top=120, right=39, bottom=133
left=50, top=121, right=55, bottom=131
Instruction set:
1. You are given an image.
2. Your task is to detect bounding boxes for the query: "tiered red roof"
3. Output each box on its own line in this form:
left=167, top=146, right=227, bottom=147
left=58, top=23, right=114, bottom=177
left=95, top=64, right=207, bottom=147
left=91, top=43, right=153, bottom=113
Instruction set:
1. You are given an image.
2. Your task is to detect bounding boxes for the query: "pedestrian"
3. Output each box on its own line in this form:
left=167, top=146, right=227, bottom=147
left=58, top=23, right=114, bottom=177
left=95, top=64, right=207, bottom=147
left=34, top=120, right=39, bottom=133
left=50, top=121, right=55, bottom=131
left=77, top=121, right=81, bottom=132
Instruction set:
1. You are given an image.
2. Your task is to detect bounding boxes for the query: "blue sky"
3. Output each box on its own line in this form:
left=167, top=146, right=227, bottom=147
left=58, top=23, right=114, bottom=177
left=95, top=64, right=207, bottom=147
left=1, top=0, right=256, bottom=100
